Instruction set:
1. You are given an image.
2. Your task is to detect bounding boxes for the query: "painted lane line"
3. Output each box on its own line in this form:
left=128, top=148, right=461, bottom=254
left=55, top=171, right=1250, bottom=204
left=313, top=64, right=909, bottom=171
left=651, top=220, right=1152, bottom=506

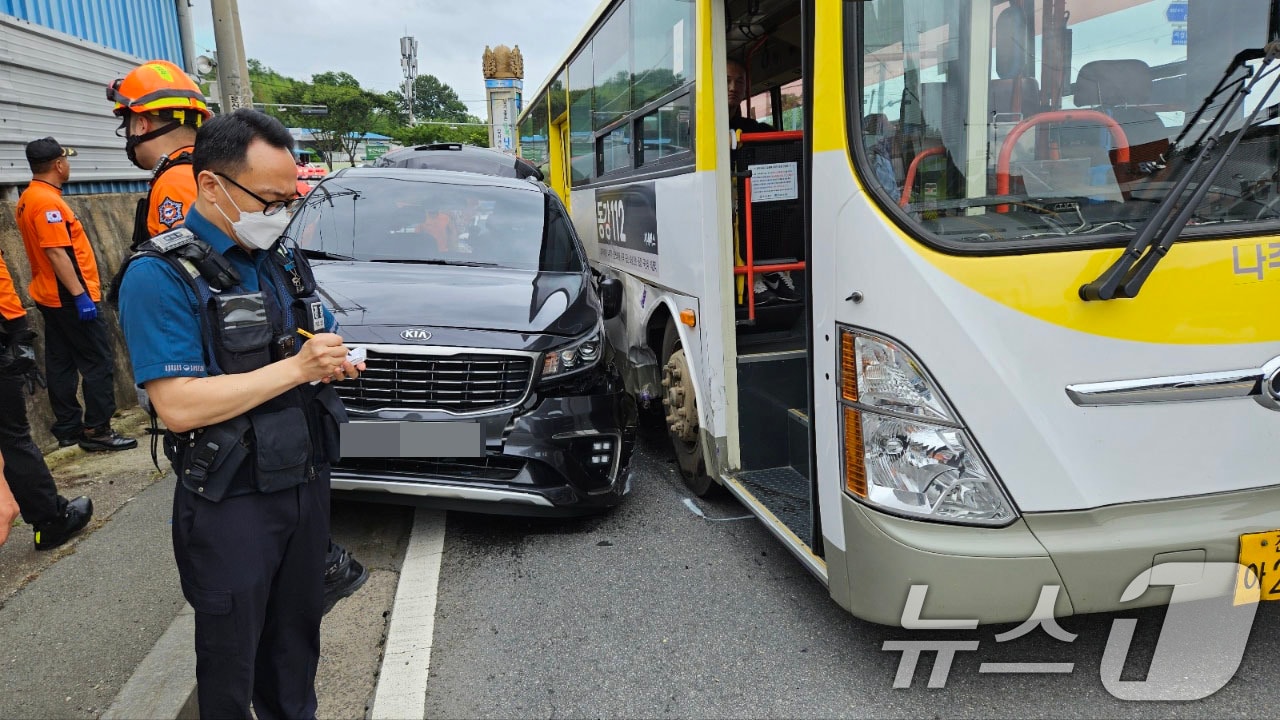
left=370, top=508, right=447, bottom=720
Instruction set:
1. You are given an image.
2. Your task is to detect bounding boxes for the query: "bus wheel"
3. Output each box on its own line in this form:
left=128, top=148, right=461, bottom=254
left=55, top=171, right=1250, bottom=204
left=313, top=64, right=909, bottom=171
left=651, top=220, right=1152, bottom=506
left=661, top=320, right=716, bottom=496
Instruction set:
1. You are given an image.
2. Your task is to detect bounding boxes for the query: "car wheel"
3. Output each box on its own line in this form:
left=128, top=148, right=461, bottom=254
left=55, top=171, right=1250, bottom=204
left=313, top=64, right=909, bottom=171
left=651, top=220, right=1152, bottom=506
left=661, top=319, right=718, bottom=497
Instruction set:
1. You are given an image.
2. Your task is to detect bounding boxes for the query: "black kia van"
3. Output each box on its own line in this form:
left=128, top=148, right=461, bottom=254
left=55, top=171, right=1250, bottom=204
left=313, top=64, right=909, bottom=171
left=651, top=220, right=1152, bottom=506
left=287, top=167, right=636, bottom=515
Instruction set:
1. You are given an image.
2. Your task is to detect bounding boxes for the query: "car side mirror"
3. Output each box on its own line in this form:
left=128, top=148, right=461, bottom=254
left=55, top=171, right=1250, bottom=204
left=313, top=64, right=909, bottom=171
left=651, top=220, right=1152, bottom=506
left=599, top=277, right=622, bottom=320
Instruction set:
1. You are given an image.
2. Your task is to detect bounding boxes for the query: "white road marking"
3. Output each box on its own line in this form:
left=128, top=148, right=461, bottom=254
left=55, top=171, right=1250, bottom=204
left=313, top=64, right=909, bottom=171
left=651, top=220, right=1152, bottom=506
left=370, top=508, right=447, bottom=720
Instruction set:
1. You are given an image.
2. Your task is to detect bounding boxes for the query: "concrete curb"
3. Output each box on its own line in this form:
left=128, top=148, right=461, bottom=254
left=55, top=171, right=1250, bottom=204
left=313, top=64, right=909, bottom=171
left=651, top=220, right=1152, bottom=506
left=101, top=603, right=198, bottom=720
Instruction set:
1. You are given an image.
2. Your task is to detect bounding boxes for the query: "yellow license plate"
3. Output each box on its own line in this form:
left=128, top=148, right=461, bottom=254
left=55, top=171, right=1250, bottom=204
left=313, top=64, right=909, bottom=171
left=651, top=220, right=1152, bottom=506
left=1234, top=529, right=1280, bottom=605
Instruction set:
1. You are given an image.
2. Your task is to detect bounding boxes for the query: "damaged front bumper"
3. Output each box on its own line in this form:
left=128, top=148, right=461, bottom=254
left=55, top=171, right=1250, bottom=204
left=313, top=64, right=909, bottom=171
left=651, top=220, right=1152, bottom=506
left=330, top=370, right=639, bottom=517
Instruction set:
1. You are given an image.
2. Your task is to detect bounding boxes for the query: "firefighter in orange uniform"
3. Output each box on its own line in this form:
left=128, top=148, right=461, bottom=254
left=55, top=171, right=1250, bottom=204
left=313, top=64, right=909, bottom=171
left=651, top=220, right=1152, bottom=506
left=0, top=247, right=94, bottom=549
left=104, top=60, right=208, bottom=280
left=15, top=138, right=137, bottom=452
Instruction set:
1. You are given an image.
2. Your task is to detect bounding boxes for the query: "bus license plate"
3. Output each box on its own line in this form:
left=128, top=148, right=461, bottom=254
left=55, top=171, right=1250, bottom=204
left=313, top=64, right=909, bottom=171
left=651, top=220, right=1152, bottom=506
left=340, top=421, right=484, bottom=458
left=1234, top=529, right=1280, bottom=605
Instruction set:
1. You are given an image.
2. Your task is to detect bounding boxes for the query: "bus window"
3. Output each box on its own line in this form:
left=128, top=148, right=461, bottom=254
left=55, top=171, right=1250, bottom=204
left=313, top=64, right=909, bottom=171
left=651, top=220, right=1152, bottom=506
left=639, top=94, right=692, bottom=166
left=850, top=0, right=1280, bottom=248
left=568, top=46, right=595, bottom=186
left=593, top=1, right=633, bottom=130
left=747, top=89, right=775, bottom=130
left=599, top=123, right=632, bottom=174
left=632, top=0, right=695, bottom=106
left=780, top=78, right=804, bottom=131
left=518, top=96, right=549, bottom=170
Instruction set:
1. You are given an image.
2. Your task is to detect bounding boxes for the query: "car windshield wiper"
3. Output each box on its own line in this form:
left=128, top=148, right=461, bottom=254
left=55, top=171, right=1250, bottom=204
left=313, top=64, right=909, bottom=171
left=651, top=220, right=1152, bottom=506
left=1080, top=42, right=1280, bottom=301
left=303, top=185, right=361, bottom=208
left=296, top=248, right=355, bottom=261
left=368, top=258, right=500, bottom=267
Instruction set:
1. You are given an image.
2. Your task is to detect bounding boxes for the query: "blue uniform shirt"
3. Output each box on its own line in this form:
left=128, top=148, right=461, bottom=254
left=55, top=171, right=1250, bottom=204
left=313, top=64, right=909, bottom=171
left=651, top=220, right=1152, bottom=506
left=119, top=207, right=336, bottom=388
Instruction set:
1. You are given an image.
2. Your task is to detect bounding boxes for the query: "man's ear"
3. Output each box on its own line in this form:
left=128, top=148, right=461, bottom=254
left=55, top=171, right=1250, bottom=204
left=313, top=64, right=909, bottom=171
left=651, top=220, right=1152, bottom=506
left=196, top=170, right=222, bottom=204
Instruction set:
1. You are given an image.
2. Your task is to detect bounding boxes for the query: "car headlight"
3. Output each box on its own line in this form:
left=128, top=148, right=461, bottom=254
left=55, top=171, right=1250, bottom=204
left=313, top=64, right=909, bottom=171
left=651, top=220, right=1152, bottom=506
left=838, top=328, right=1017, bottom=526
left=540, top=329, right=603, bottom=382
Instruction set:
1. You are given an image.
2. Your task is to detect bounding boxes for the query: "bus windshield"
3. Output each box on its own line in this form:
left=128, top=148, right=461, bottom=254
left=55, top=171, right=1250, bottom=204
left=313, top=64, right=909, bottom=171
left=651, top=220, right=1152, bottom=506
left=849, top=0, right=1280, bottom=249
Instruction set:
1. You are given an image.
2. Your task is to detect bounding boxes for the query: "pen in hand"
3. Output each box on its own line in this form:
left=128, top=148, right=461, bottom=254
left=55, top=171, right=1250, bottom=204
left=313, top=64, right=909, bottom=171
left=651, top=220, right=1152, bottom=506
left=296, top=328, right=366, bottom=384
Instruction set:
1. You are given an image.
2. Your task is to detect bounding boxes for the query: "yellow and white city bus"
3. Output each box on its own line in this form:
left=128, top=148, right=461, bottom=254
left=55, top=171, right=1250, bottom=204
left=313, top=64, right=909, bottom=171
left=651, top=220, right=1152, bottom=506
left=517, top=0, right=1280, bottom=625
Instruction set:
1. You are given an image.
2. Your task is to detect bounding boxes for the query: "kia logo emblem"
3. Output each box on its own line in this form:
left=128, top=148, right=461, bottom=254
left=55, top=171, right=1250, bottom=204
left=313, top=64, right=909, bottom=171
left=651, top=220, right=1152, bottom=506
left=401, top=328, right=432, bottom=342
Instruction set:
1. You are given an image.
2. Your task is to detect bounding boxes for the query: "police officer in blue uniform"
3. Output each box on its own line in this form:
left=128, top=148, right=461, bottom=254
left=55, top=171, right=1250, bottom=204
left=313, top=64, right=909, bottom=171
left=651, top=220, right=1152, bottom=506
left=116, top=109, right=364, bottom=719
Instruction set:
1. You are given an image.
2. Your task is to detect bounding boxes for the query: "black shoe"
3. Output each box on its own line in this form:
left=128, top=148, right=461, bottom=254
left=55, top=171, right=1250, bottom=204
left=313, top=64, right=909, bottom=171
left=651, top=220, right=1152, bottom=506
left=34, top=496, right=93, bottom=551
left=322, top=542, right=368, bottom=615
left=752, top=278, right=780, bottom=306
left=57, top=438, right=78, bottom=448
left=78, top=429, right=137, bottom=452
left=764, top=272, right=800, bottom=302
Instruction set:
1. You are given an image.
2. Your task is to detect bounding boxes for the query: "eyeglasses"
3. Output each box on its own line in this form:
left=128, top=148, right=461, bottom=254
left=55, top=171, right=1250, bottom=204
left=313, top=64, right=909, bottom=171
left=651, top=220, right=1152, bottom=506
left=215, top=172, right=304, bottom=216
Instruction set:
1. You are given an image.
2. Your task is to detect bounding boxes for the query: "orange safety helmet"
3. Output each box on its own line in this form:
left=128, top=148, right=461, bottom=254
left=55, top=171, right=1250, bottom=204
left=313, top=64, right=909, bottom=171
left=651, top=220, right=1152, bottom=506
left=108, top=60, right=212, bottom=125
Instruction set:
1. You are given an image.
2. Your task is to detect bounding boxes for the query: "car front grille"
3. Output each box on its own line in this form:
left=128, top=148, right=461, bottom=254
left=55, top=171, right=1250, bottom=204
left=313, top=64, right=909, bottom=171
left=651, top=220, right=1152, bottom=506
left=336, top=455, right=526, bottom=482
left=334, top=348, right=534, bottom=413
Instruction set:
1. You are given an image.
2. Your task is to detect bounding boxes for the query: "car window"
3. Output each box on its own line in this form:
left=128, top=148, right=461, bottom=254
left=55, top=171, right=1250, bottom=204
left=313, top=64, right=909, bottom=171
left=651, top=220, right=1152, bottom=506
left=288, top=176, right=583, bottom=272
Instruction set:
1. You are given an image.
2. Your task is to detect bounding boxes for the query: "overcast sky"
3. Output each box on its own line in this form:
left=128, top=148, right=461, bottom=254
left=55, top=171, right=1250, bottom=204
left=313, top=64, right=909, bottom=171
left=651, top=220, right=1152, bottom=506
left=189, top=0, right=601, bottom=117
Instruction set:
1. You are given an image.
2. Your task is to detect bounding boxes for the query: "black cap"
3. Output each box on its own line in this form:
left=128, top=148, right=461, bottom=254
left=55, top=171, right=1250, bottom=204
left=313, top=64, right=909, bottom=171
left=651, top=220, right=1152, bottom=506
left=25, top=137, right=78, bottom=165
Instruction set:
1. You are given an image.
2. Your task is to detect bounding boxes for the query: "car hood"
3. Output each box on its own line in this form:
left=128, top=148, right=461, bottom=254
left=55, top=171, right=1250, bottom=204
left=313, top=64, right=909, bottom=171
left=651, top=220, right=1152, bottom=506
left=311, top=261, right=599, bottom=337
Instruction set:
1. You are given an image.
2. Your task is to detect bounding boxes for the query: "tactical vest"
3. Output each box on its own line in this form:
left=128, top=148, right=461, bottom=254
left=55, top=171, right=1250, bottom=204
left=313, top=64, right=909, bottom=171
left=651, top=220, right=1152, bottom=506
left=123, top=227, right=348, bottom=502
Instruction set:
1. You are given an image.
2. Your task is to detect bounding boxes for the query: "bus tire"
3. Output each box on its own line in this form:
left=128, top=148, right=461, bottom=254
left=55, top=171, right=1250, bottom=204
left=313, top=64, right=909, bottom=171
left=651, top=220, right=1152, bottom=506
left=661, top=319, right=717, bottom=497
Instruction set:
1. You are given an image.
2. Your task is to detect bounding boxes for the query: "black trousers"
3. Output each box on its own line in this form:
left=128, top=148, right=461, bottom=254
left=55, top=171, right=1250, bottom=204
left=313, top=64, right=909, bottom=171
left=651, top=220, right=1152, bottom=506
left=0, top=374, right=62, bottom=525
left=172, top=465, right=330, bottom=720
left=36, top=303, right=117, bottom=440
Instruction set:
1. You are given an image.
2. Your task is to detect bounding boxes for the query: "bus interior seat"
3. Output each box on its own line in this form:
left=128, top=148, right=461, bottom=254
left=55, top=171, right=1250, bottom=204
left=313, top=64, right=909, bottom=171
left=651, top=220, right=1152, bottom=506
left=1068, top=59, right=1170, bottom=185
left=989, top=3, right=1042, bottom=121
left=863, top=113, right=904, bottom=193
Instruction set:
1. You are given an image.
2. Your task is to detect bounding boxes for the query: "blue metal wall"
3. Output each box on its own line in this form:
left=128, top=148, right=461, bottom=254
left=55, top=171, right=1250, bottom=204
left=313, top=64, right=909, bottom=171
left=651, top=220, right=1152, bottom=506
left=0, top=0, right=184, bottom=67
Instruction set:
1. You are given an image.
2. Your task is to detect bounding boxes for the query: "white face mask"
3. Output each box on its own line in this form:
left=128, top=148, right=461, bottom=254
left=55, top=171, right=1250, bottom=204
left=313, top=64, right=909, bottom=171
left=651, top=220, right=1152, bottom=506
left=214, top=176, right=291, bottom=251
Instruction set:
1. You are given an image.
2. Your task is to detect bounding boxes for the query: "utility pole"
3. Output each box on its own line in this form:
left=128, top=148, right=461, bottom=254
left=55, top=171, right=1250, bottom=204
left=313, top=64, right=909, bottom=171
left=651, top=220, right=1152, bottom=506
left=210, top=0, right=252, bottom=112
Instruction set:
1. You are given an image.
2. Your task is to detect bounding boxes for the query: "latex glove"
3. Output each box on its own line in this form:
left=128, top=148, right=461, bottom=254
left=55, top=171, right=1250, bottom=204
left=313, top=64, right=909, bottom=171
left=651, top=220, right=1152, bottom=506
left=73, top=293, right=97, bottom=322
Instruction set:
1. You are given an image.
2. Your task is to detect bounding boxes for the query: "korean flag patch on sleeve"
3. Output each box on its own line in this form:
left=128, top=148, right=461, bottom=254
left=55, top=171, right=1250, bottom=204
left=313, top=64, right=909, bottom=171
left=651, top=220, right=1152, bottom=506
left=44, top=210, right=63, bottom=224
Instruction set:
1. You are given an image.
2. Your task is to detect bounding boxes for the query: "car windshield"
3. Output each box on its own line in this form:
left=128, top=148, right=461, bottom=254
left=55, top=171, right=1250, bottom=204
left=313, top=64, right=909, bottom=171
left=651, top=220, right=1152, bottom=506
left=287, top=176, right=583, bottom=272
left=849, top=0, right=1280, bottom=249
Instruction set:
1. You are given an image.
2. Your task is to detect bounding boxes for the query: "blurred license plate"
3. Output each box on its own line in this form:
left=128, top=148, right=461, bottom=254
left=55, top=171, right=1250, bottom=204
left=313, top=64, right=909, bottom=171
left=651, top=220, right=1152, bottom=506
left=340, top=421, right=483, bottom=458
left=1234, top=529, right=1280, bottom=605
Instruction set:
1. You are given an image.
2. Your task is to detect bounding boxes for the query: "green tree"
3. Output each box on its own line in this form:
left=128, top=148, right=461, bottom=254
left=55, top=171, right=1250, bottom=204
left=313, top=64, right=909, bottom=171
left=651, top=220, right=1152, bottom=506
left=247, top=58, right=308, bottom=114
left=299, top=84, right=382, bottom=168
left=404, top=75, right=470, bottom=122
left=311, top=71, right=361, bottom=88
left=391, top=121, right=489, bottom=148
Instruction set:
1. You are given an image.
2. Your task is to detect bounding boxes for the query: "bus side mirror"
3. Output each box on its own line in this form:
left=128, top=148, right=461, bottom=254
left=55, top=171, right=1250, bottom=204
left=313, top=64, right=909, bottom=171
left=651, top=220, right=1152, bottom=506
left=599, top=277, right=622, bottom=320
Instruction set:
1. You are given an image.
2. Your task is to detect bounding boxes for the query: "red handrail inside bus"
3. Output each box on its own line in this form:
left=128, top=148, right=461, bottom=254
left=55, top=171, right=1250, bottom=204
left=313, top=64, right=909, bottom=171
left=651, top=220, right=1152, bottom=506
left=995, top=110, right=1130, bottom=211
left=738, top=130, right=804, bottom=143
left=899, top=146, right=946, bottom=207
left=735, top=176, right=806, bottom=322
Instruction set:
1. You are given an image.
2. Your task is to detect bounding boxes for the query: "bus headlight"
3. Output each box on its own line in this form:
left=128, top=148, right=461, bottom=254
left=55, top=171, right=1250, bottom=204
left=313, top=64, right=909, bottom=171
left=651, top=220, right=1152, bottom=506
left=858, top=413, right=1015, bottom=525
left=839, top=328, right=1018, bottom=526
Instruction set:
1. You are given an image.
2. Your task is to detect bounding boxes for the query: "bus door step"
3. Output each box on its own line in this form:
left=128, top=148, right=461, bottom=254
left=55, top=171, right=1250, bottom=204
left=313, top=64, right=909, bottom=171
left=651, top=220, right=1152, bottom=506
left=736, top=466, right=814, bottom=549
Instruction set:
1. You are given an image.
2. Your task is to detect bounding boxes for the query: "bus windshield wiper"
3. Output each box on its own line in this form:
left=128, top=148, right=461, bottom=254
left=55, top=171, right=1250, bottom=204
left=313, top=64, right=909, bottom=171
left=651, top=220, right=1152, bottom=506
left=1080, top=42, right=1280, bottom=301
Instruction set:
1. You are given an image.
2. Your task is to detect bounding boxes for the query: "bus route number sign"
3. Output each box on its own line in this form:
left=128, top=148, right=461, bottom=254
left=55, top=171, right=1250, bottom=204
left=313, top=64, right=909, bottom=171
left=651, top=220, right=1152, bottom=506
left=595, top=182, right=660, bottom=278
